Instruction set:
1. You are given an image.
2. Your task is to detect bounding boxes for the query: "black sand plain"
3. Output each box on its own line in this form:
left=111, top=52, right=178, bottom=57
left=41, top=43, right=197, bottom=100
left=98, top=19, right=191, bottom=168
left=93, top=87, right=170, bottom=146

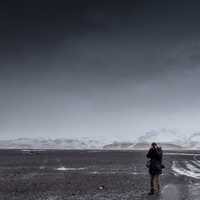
left=0, top=149, right=199, bottom=200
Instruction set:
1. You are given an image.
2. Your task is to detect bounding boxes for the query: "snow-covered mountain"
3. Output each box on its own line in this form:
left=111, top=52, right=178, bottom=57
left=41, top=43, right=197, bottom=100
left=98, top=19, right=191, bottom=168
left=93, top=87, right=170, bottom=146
left=132, top=129, right=200, bottom=149
left=186, top=132, right=200, bottom=149
left=136, top=129, right=187, bottom=146
left=1, top=130, right=200, bottom=150
left=103, top=142, right=183, bottom=150
left=0, top=138, right=108, bottom=149
left=101, top=129, right=188, bottom=150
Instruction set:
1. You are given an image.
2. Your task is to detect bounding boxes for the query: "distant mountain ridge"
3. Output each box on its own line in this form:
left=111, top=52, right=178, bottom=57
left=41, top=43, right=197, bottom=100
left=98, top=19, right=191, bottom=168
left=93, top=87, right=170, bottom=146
left=1, top=130, right=200, bottom=149
left=103, top=142, right=183, bottom=150
left=0, top=138, right=106, bottom=150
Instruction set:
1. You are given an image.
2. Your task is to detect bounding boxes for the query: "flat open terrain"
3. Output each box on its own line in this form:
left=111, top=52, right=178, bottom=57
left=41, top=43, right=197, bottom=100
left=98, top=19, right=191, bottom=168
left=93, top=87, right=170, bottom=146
left=0, top=149, right=199, bottom=200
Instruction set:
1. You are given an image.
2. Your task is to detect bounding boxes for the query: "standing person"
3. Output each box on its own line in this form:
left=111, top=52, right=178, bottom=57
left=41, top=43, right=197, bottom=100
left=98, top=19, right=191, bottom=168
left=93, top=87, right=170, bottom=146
left=146, top=142, right=163, bottom=195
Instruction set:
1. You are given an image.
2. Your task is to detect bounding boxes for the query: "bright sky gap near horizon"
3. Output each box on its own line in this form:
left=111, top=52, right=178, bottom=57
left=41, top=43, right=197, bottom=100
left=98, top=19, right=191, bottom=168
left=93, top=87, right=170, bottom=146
left=1, top=0, right=200, bottom=140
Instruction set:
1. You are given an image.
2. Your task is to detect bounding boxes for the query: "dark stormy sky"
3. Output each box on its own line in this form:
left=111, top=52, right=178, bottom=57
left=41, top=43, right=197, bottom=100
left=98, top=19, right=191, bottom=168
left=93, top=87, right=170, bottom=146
left=1, top=0, right=200, bottom=140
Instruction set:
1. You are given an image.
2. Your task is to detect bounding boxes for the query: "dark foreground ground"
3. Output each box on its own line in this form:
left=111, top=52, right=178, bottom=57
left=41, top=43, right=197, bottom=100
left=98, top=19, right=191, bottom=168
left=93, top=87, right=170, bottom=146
left=0, top=150, right=199, bottom=200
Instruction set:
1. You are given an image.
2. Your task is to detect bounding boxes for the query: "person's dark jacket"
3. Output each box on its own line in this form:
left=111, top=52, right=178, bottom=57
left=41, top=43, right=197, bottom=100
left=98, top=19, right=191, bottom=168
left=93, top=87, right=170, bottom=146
left=146, top=147, right=163, bottom=175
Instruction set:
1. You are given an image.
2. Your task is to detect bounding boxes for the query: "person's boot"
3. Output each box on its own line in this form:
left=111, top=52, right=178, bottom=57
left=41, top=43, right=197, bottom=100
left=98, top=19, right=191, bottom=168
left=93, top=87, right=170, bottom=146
left=148, top=189, right=154, bottom=195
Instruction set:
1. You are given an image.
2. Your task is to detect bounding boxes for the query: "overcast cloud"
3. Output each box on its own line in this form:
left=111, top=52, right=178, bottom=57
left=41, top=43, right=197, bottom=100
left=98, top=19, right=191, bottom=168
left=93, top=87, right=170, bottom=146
left=1, top=0, right=200, bottom=140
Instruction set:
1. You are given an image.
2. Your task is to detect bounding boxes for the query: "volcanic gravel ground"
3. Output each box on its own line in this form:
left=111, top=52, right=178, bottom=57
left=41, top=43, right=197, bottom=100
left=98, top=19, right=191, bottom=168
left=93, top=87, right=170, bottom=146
left=0, top=150, right=199, bottom=199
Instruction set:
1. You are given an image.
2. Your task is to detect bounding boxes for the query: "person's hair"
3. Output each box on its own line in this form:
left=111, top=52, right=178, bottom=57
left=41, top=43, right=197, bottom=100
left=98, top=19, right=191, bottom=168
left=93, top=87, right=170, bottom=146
left=151, top=142, right=157, bottom=147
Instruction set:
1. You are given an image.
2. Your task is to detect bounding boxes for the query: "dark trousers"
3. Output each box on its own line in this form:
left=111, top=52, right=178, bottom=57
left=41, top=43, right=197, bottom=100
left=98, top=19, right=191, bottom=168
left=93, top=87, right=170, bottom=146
left=150, top=174, right=160, bottom=193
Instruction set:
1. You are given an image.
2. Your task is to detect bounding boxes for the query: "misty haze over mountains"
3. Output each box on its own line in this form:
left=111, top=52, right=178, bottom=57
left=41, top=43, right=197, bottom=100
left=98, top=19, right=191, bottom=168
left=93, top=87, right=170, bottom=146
left=1, top=129, right=200, bottom=150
